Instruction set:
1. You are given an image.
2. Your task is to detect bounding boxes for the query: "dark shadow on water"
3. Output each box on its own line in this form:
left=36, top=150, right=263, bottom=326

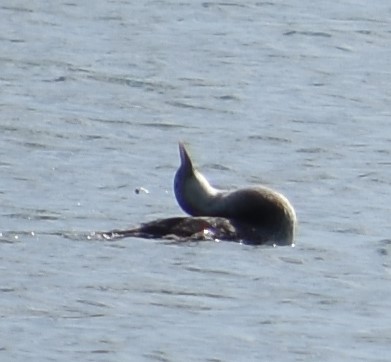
left=92, top=216, right=292, bottom=247
left=0, top=217, right=293, bottom=247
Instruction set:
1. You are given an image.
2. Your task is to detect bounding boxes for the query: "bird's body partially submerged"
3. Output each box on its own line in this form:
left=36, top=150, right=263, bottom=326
left=174, top=143, right=296, bottom=245
left=98, top=143, right=297, bottom=246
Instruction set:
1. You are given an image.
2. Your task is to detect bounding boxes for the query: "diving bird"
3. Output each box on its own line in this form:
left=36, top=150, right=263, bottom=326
left=98, top=143, right=296, bottom=245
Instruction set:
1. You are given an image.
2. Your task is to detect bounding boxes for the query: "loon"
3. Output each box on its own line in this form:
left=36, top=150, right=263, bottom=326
left=98, top=143, right=296, bottom=245
left=173, top=142, right=296, bottom=244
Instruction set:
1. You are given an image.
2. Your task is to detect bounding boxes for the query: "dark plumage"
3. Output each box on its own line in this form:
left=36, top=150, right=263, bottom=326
left=97, top=143, right=296, bottom=245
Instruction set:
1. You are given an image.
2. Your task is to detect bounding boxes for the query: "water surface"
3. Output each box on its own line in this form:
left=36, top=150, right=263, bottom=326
left=1, top=1, right=391, bottom=361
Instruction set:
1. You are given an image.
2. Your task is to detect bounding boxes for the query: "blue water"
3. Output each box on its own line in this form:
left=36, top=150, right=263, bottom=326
left=1, top=1, right=391, bottom=361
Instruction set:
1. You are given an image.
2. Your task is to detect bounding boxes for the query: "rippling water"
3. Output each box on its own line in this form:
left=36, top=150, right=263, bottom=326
left=1, top=1, right=391, bottom=361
